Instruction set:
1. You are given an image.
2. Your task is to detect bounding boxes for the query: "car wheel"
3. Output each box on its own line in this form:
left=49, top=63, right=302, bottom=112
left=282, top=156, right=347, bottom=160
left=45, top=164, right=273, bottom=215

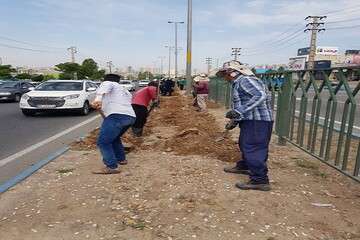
left=22, top=109, right=36, bottom=116
left=80, top=101, right=90, bottom=115
left=14, top=94, right=21, bottom=102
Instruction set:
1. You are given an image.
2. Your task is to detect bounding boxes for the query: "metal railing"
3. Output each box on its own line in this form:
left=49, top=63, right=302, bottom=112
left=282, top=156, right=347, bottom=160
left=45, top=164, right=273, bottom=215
left=209, top=67, right=360, bottom=182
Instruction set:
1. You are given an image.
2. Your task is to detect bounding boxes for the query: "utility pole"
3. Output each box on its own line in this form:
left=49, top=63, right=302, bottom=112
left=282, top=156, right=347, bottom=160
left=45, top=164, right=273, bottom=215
left=305, top=16, right=326, bottom=70
left=231, top=48, right=241, bottom=61
left=158, top=56, right=166, bottom=76
left=165, top=45, right=174, bottom=78
left=168, top=21, right=184, bottom=80
left=67, top=46, right=77, bottom=63
left=106, top=61, right=114, bottom=73
left=205, top=57, right=212, bottom=75
left=186, top=0, right=193, bottom=95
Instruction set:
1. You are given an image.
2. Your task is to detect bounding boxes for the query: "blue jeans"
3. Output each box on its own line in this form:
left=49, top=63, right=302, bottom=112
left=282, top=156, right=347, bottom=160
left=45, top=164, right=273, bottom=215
left=97, top=114, right=135, bottom=169
left=236, top=120, right=273, bottom=183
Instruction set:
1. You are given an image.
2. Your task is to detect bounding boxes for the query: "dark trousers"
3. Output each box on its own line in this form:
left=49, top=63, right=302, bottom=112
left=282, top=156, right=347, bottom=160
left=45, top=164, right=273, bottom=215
left=132, top=104, right=148, bottom=129
left=236, top=120, right=273, bottom=183
left=97, top=114, right=135, bottom=169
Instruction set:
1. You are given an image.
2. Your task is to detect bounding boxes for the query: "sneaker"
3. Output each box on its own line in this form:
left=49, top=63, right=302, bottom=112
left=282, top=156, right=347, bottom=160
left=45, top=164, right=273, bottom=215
left=223, top=166, right=250, bottom=175
left=92, top=167, right=120, bottom=175
left=235, top=181, right=271, bottom=191
left=119, top=160, right=128, bottom=165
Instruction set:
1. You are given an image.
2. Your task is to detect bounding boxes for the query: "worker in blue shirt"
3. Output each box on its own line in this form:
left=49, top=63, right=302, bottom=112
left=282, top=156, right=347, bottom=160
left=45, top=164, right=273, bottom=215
left=217, top=61, right=273, bottom=191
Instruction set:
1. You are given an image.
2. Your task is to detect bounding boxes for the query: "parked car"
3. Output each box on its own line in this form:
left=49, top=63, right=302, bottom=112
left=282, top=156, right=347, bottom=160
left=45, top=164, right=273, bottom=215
left=119, top=80, right=135, bottom=92
left=0, top=81, right=35, bottom=102
left=138, top=80, right=150, bottom=88
left=93, top=81, right=102, bottom=87
left=20, top=80, right=98, bottom=116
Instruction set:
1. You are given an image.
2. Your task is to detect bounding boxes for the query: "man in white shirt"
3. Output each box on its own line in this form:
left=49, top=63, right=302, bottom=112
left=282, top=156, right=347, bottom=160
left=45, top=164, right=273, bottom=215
left=91, top=74, right=136, bottom=174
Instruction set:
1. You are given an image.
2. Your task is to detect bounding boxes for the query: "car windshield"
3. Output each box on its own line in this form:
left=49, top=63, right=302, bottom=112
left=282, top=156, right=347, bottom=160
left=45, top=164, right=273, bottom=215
left=120, top=81, right=131, bottom=84
left=0, top=82, right=18, bottom=88
left=36, top=82, right=83, bottom=91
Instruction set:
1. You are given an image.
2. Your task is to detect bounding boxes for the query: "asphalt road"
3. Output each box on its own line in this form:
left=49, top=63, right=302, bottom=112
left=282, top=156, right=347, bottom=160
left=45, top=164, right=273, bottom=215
left=273, top=82, right=360, bottom=137
left=294, top=82, right=360, bottom=137
left=0, top=102, right=101, bottom=185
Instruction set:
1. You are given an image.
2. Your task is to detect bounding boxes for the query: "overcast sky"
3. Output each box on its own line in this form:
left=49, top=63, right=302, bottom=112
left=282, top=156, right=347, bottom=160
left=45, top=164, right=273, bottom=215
left=0, top=0, right=359, bottom=72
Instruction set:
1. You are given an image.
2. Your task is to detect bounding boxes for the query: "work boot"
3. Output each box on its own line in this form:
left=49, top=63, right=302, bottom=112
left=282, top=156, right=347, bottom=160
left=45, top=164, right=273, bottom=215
left=223, top=166, right=250, bottom=175
left=235, top=181, right=271, bottom=191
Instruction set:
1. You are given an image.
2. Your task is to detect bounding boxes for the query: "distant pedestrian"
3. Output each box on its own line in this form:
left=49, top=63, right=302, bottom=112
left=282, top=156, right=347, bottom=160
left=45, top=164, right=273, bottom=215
left=91, top=74, right=135, bottom=174
left=217, top=61, right=273, bottom=191
left=131, top=81, right=159, bottom=137
left=193, top=73, right=209, bottom=112
left=163, top=78, right=175, bottom=96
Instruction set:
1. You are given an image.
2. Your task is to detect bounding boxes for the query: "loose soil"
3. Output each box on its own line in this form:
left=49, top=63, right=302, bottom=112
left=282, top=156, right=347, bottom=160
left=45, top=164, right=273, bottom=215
left=0, top=94, right=359, bottom=240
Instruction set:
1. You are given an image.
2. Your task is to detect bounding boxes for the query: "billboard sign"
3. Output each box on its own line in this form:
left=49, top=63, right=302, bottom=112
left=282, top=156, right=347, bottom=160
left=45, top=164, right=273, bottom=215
left=297, top=47, right=310, bottom=56
left=345, top=54, right=360, bottom=65
left=345, top=50, right=360, bottom=55
left=288, top=57, right=306, bottom=70
left=316, top=47, right=339, bottom=56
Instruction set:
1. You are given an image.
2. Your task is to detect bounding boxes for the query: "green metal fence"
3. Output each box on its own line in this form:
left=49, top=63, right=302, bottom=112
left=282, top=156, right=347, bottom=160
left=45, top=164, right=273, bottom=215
left=209, top=67, right=360, bottom=182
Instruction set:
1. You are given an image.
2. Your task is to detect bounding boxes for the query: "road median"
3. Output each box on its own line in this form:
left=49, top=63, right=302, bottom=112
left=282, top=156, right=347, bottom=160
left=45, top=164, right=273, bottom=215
left=0, top=95, right=359, bottom=240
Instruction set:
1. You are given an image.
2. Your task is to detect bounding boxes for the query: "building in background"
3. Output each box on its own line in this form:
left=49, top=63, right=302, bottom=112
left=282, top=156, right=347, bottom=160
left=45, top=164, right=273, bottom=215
left=288, top=46, right=346, bottom=70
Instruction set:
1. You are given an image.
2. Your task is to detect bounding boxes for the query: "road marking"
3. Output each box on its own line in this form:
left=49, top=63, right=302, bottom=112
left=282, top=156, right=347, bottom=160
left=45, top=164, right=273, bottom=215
left=296, top=98, right=346, bottom=104
left=293, top=110, right=360, bottom=131
left=0, top=115, right=101, bottom=167
left=274, top=107, right=360, bottom=131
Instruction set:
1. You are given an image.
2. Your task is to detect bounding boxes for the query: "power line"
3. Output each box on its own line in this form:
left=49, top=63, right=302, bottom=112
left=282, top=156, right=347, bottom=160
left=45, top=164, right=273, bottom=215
left=327, top=16, right=360, bottom=24
left=321, top=4, right=360, bottom=16
left=327, top=24, right=360, bottom=30
left=242, top=24, right=304, bottom=51
left=242, top=36, right=308, bottom=57
left=0, top=35, right=65, bottom=50
left=0, top=42, right=57, bottom=53
left=243, top=30, right=305, bottom=55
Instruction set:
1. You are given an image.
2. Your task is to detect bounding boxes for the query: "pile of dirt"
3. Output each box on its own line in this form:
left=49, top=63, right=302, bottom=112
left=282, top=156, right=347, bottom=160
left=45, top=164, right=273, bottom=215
left=71, top=128, right=151, bottom=152
left=72, top=95, right=239, bottom=163
left=146, top=95, right=239, bottom=162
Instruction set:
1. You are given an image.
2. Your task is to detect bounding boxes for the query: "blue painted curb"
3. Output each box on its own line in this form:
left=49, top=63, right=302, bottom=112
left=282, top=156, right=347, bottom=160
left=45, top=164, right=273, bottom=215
left=0, top=147, right=70, bottom=193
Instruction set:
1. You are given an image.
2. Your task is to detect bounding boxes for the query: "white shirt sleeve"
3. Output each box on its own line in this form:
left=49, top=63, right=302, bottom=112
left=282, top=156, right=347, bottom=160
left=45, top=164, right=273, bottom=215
left=95, top=81, right=113, bottom=101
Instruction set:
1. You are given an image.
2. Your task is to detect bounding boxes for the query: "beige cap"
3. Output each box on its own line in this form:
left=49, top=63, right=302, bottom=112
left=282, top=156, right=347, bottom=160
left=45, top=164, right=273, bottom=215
left=217, top=60, right=254, bottom=77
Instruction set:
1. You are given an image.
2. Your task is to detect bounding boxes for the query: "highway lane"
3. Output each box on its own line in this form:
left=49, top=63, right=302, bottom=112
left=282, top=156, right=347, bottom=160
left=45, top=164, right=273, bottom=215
left=0, top=102, right=101, bottom=185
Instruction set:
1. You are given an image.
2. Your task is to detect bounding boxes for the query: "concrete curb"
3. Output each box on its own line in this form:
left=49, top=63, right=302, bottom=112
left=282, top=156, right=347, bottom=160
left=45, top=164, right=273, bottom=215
left=0, top=147, right=69, bottom=193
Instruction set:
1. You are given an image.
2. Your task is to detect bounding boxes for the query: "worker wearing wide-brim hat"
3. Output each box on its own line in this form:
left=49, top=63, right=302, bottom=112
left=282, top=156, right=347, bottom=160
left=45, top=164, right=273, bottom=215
left=216, top=60, right=273, bottom=191
left=193, top=73, right=210, bottom=112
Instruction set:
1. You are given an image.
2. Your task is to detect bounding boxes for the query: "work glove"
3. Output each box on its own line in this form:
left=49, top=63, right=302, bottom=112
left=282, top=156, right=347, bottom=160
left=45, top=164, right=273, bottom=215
left=225, top=110, right=241, bottom=119
left=225, top=120, right=238, bottom=130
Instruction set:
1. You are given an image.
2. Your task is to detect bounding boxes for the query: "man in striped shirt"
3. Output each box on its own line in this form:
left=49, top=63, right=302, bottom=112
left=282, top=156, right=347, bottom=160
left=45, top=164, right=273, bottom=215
left=217, top=61, right=273, bottom=191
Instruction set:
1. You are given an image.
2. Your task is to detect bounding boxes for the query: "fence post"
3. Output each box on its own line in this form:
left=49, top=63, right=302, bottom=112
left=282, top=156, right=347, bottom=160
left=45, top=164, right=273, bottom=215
left=276, top=72, right=292, bottom=146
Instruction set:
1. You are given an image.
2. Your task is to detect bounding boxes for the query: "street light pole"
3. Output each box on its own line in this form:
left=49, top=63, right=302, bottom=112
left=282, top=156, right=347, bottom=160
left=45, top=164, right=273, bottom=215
left=186, top=0, right=192, bottom=95
left=165, top=46, right=173, bottom=78
left=168, top=21, right=184, bottom=81
left=158, top=56, right=165, bottom=77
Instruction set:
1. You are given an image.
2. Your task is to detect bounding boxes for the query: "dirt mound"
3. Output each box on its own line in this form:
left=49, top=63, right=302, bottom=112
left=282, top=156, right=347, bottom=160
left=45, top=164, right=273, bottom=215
left=146, top=95, right=239, bottom=162
left=72, top=95, right=239, bottom=162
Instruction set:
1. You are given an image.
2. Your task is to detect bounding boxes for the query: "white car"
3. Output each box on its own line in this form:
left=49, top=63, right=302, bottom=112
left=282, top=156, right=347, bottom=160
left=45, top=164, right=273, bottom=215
left=119, top=80, right=135, bottom=92
left=20, top=80, right=98, bottom=116
left=138, top=80, right=150, bottom=88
